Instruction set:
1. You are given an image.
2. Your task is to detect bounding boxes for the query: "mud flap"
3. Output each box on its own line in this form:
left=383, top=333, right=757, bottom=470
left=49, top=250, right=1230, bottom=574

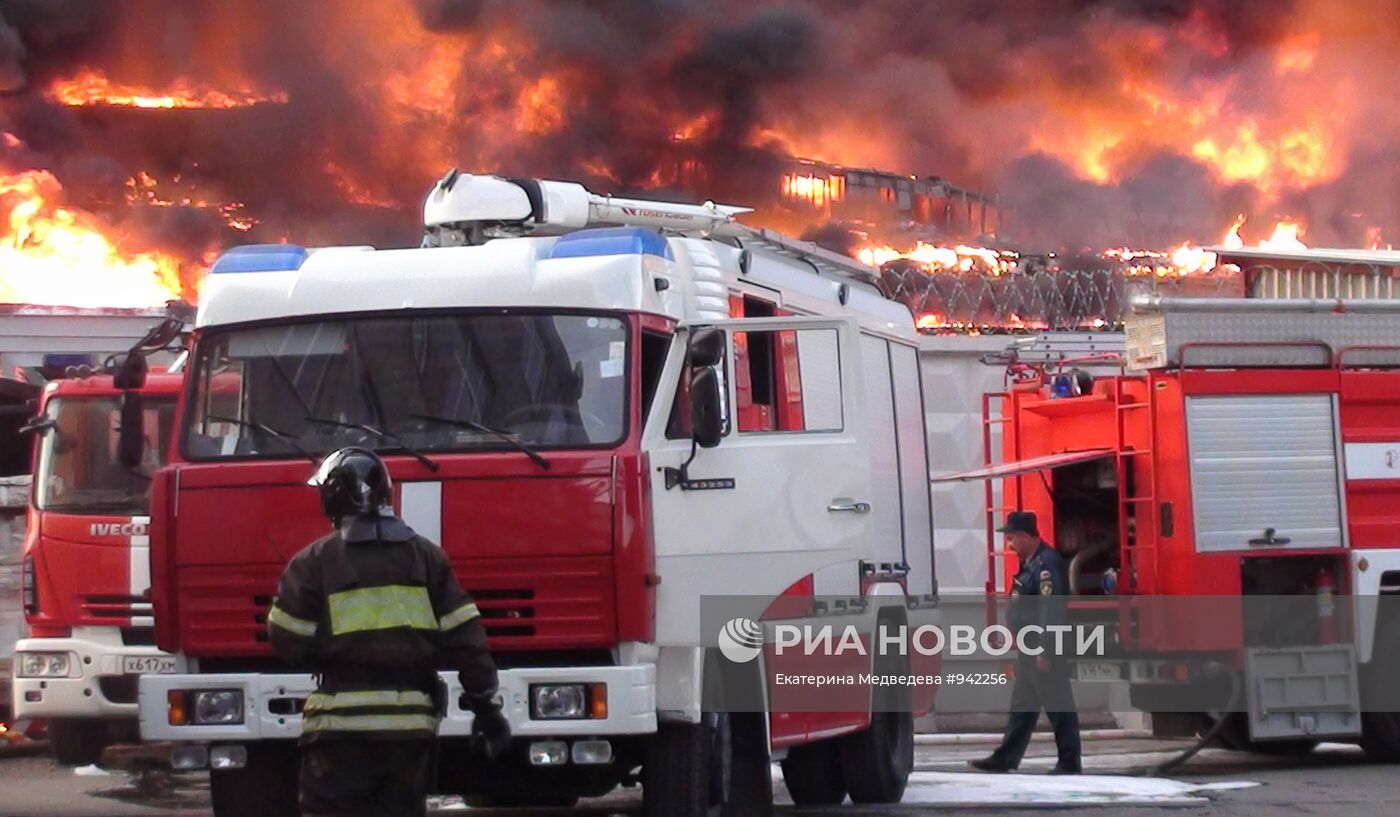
left=1245, top=645, right=1361, bottom=741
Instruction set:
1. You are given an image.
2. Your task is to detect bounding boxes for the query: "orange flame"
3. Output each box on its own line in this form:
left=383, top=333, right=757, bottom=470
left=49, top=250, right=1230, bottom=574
left=124, top=171, right=258, bottom=232
left=856, top=241, right=1018, bottom=275
left=0, top=169, right=190, bottom=307
left=781, top=173, right=845, bottom=208
left=1222, top=213, right=1247, bottom=250
left=1168, top=243, right=1219, bottom=275
left=46, top=69, right=288, bottom=109
left=1259, top=219, right=1307, bottom=250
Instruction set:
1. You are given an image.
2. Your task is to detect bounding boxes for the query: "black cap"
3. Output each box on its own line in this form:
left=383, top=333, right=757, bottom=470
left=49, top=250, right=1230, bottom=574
left=996, top=511, right=1039, bottom=537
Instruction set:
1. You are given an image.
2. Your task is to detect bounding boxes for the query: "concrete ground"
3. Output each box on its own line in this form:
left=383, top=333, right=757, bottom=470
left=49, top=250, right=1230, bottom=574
left=0, top=736, right=1396, bottom=816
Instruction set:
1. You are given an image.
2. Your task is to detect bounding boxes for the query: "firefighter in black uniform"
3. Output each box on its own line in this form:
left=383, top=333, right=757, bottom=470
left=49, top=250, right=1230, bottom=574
left=268, top=447, right=511, bottom=816
left=970, top=511, right=1082, bottom=774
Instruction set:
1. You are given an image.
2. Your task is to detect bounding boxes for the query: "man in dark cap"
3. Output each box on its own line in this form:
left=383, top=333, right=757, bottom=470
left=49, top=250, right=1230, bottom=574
left=970, top=511, right=1082, bottom=774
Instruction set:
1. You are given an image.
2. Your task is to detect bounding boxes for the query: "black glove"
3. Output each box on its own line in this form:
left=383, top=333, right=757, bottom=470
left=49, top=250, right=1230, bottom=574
left=471, top=705, right=511, bottom=759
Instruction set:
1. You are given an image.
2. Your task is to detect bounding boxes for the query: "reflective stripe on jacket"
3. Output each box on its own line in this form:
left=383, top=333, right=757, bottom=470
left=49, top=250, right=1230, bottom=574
left=267, top=520, right=498, bottom=741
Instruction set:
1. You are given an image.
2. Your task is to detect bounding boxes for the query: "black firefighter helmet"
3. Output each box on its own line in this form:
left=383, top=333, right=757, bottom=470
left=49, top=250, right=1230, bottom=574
left=308, top=447, right=393, bottom=521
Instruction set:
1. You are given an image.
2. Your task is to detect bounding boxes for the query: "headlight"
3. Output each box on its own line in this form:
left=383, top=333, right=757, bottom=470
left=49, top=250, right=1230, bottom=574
left=192, top=690, right=245, bottom=725
left=16, top=652, right=71, bottom=678
left=530, top=684, right=587, bottom=720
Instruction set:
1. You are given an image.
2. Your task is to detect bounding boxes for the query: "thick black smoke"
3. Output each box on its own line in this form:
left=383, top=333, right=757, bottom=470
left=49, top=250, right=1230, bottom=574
left=0, top=0, right=1395, bottom=261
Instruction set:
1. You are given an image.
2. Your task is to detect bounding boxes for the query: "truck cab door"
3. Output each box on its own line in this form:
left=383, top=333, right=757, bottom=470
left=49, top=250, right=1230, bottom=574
left=642, top=316, right=873, bottom=647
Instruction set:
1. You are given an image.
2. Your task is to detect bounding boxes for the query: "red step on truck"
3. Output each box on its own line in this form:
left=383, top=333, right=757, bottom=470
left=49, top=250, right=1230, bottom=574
left=13, top=369, right=184, bottom=764
left=937, top=291, right=1400, bottom=758
left=133, top=174, right=942, bottom=817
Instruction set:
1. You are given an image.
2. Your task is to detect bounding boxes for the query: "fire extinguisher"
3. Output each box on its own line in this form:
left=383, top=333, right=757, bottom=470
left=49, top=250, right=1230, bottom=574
left=1316, top=567, right=1338, bottom=644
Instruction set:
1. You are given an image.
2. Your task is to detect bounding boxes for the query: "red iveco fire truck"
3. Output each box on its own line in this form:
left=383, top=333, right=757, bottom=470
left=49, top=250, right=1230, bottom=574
left=134, top=173, right=941, bottom=817
left=13, top=369, right=184, bottom=764
left=939, top=292, right=1400, bottom=758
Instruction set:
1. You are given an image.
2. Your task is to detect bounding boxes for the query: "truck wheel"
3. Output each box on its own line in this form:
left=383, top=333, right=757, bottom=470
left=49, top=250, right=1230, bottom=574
left=780, top=739, right=847, bottom=806
left=839, top=709, right=914, bottom=803
left=1362, top=713, right=1400, bottom=761
left=722, top=712, right=772, bottom=817
left=839, top=640, right=914, bottom=805
left=47, top=719, right=109, bottom=766
left=1362, top=624, right=1400, bottom=761
left=643, top=713, right=772, bottom=817
left=210, top=742, right=299, bottom=817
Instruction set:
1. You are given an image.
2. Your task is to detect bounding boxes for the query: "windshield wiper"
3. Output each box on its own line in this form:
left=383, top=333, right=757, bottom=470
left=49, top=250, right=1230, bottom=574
left=409, top=413, right=551, bottom=471
left=208, top=415, right=318, bottom=463
left=305, top=416, right=440, bottom=472
left=19, top=417, right=57, bottom=436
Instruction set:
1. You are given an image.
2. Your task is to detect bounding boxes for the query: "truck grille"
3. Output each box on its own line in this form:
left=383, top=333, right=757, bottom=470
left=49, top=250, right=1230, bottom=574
left=80, top=594, right=153, bottom=620
left=176, top=565, right=284, bottom=656
left=467, top=556, right=617, bottom=651
left=175, top=556, right=617, bottom=656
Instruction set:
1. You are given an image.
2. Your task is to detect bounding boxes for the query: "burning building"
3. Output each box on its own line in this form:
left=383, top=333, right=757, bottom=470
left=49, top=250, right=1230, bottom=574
left=0, top=0, right=1397, bottom=320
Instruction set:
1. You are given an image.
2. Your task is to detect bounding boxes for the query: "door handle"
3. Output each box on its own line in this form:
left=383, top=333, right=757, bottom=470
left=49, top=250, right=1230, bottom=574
left=828, top=499, right=872, bottom=514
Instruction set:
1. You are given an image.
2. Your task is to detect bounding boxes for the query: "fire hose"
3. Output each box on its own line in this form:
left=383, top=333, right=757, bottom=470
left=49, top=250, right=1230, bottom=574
left=1121, top=660, right=1241, bottom=777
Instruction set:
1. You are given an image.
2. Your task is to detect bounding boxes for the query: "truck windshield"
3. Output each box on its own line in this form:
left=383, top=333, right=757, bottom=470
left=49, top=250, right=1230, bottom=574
left=184, top=312, right=628, bottom=460
left=35, top=395, right=178, bottom=514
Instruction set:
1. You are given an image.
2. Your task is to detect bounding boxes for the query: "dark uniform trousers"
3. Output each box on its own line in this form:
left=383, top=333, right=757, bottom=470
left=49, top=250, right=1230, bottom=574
left=301, top=741, right=432, bottom=817
left=989, top=653, right=1082, bottom=769
left=267, top=517, right=501, bottom=817
left=989, top=540, right=1082, bottom=770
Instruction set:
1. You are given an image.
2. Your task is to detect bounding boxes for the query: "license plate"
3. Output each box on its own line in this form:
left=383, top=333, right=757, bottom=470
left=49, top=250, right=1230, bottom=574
left=122, top=656, right=178, bottom=675
left=1075, top=661, right=1123, bottom=682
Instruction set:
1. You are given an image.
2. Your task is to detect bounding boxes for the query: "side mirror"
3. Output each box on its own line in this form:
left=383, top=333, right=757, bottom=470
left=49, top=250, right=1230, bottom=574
left=688, top=328, right=725, bottom=368
left=690, top=366, right=724, bottom=449
left=117, top=392, right=146, bottom=470
left=113, top=353, right=149, bottom=390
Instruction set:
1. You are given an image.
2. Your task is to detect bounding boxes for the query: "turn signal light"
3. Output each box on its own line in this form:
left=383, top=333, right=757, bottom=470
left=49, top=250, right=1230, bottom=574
left=168, top=690, right=188, bottom=725
left=589, top=684, right=608, bottom=719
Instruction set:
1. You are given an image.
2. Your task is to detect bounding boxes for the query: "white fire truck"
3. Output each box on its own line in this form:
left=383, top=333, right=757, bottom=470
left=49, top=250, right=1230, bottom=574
left=939, top=289, right=1400, bottom=757
left=134, top=173, right=941, bottom=815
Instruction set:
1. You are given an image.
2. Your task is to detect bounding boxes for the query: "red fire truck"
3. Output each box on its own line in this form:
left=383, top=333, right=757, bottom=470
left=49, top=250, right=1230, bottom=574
left=134, top=174, right=941, bottom=817
left=13, top=369, right=184, bottom=764
left=938, top=293, right=1400, bottom=758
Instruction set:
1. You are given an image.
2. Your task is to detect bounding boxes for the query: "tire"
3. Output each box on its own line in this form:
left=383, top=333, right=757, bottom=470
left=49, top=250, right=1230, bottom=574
left=1362, top=624, right=1400, bottom=761
left=1361, top=712, right=1400, bottom=762
left=48, top=719, right=109, bottom=767
left=722, top=712, right=772, bottom=817
left=838, top=636, right=914, bottom=805
left=210, top=742, right=299, bottom=817
left=839, top=709, right=914, bottom=804
left=643, top=714, right=772, bottom=817
left=780, top=739, right=846, bottom=806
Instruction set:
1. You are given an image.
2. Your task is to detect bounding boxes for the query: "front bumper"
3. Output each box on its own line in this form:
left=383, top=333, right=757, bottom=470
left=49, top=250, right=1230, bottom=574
left=139, top=664, right=657, bottom=742
left=13, top=630, right=183, bottom=719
